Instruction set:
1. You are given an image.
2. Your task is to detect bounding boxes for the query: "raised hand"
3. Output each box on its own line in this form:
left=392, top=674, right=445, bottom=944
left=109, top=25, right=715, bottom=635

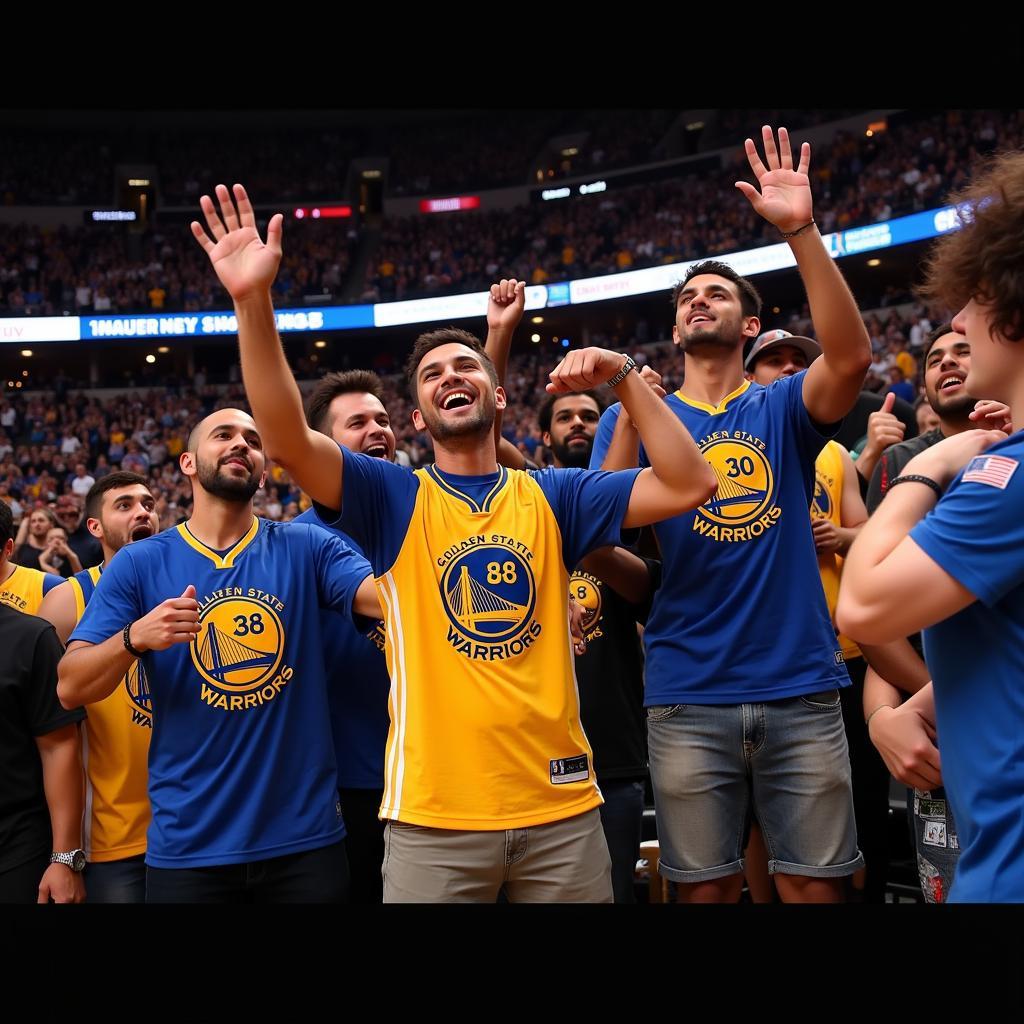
left=487, top=278, right=525, bottom=334
left=864, top=392, right=906, bottom=458
left=547, top=348, right=629, bottom=395
left=191, top=184, right=283, bottom=302
left=734, top=126, right=813, bottom=233
left=969, top=399, right=1013, bottom=435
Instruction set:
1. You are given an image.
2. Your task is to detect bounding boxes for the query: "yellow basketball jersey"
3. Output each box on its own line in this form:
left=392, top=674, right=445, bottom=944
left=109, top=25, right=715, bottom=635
left=812, top=441, right=861, bottom=661
left=69, top=564, right=152, bottom=862
left=375, top=466, right=601, bottom=830
left=0, top=564, right=51, bottom=615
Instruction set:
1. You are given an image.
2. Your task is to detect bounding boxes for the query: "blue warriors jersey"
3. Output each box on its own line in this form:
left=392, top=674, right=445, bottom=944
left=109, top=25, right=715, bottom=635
left=591, top=372, right=849, bottom=705
left=69, top=517, right=373, bottom=869
left=318, top=450, right=641, bottom=830
left=910, top=431, right=1024, bottom=902
left=293, top=508, right=390, bottom=790
left=67, top=563, right=152, bottom=862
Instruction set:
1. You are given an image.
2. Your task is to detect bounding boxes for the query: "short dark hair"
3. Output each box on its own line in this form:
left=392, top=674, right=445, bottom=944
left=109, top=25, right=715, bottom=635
left=921, top=150, right=1024, bottom=344
left=0, top=499, right=13, bottom=545
left=404, top=327, right=498, bottom=402
left=85, top=471, right=151, bottom=521
left=537, top=390, right=606, bottom=436
left=671, top=260, right=763, bottom=320
left=305, top=370, right=386, bottom=433
left=922, top=321, right=956, bottom=362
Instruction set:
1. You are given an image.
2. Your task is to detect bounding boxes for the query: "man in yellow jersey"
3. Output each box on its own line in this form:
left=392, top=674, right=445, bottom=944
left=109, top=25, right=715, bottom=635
left=744, top=328, right=891, bottom=901
left=1, top=499, right=63, bottom=616
left=192, top=183, right=718, bottom=902
left=38, top=472, right=159, bottom=902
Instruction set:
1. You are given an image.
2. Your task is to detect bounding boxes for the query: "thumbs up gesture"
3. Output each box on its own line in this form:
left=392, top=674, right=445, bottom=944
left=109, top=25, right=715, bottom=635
left=127, top=584, right=201, bottom=653
left=863, top=391, right=906, bottom=464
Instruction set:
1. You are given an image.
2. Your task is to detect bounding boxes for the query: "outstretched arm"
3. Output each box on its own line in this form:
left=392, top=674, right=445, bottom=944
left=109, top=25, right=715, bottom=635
left=192, top=184, right=344, bottom=510
left=483, top=278, right=527, bottom=468
left=736, top=127, right=871, bottom=424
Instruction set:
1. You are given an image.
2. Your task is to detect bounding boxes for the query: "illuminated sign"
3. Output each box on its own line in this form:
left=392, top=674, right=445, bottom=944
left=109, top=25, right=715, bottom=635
left=90, top=210, right=136, bottom=222
left=293, top=206, right=352, bottom=219
left=418, top=196, right=481, bottom=214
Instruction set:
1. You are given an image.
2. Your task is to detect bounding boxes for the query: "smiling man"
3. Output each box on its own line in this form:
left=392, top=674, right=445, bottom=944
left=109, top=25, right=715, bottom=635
left=57, top=410, right=383, bottom=903
left=191, top=182, right=716, bottom=902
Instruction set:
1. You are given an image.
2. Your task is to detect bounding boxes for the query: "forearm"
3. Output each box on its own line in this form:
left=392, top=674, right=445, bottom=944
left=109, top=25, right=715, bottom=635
left=579, top=546, right=651, bottom=606
left=65, top=550, right=83, bottom=573
left=485, top=324, right=513, bottom=447
left=39, top=729, right=84, bottom=850
left=901, top=681, right=935, bottom=726
left=599, top=409, right=641, bottom=471
left=863, top=665, right=903, bottom=720
left=790, top=228, right=871, bottom=375
left=58, top=636, right=136, bottom=707
left=233, top=293, right=310, bottom=466
left=39, top=553, right=58, bottom=574
left=614, top=367, right=713, bottom=494
left=860, top=638, right=931, bottom=695
left=856, top=447, right=882, bottom=490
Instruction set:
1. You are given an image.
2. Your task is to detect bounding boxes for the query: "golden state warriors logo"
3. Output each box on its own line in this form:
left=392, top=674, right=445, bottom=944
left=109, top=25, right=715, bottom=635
left=124, top=660, right=153, bottom=728
left=812, top=471, right=833, bottom=520
left=439, top=542, right=542, bottom=661
left=569, top=571, right=603, bottom=641
left=692, top=432, right=782, bottom=542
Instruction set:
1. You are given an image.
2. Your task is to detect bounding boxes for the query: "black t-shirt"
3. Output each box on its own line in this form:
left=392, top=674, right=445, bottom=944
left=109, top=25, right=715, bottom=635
left=572, top=557, right=661, bottom=781
left=834, top=390, right=919, bottom=451
left=11, top=543, right=44, bottom=572
left=0, top=606, right=86, bottom=873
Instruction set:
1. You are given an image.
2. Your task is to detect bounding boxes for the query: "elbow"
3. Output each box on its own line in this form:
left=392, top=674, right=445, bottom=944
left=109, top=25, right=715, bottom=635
left=56, top=667, right=81, bottom=711
left=835, top=595, right=892, bottom=646
left=693, top=472, right=718, bottom=510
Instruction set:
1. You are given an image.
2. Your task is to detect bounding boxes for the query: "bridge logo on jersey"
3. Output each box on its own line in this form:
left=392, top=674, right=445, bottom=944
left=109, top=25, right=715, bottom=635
left=692, top=434, right=783, bottom=543
left=812, top=471, right=833, bottom=519
left=569, top=571, right=603, bottom=641
left=190, top=595, right=294, bottom=712
left=440, top=543, right=541, bottom=661
left=124, top=659, right=153, bottom=727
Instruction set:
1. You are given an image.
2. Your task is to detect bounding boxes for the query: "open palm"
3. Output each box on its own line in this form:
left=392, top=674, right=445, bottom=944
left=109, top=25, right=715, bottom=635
left=191, top=183, right=283, bottom=301
left=735, top=126, right=813, bottom=232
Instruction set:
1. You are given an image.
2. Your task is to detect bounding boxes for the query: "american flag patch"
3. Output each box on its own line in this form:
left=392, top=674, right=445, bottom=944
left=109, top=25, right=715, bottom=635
left=962, top=454, right=1019, bottom=489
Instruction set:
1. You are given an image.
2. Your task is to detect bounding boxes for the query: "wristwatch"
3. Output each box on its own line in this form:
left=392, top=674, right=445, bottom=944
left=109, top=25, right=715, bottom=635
left=50, top=849, right=86, bottom=872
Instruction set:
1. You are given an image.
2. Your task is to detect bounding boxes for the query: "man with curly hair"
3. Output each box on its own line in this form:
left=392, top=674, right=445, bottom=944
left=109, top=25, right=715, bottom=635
left=838, top=150, right=1024, bottom=902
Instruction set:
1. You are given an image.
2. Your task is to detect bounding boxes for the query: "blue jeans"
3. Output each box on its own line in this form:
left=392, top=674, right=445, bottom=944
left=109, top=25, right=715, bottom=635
left=647, top=691, right=863, bottom=883
left=911, top=787, right=961, bottom=903
left=84, top=855, right=146, bottom=903
left=598, top=779, right=645, bottom=904
left=145, top=840, right=348, bottom=903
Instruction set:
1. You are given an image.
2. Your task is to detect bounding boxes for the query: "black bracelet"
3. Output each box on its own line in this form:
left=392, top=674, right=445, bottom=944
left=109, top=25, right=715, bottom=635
left=606, top=355, right=637, bottom=389
left=888, top=474, right=944, bottom=501
left=123, top=621, right=144, bottom=658
left=779, top=219, right=816, bottom=239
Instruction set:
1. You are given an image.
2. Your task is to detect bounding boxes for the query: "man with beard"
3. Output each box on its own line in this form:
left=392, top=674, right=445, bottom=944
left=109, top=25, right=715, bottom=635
left=38, top=472, right=160, bottom=902
left=838, top=150, right=1024, bottom=901
left=57, top=410, right=384, bottom=902
left=191, top=183, right=716, bottom=903
left=593, top=126, right=872, bottom=903
left=538, top=388, right=660, bottom=902
left=859, top=324, right=1010, bottom=902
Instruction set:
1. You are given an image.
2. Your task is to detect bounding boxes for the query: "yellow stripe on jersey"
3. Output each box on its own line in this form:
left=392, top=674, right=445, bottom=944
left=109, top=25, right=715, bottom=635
left=175, top=517, right=259, bottom=569
left=0, top=564, right=50, bottom=616
left=813, top=440, right=861, bottom=660
left=674, top=379, right=752, bottom=415
left=375, top=467, right=601, bottom=830
left=71, top=562, right=152, bottom=862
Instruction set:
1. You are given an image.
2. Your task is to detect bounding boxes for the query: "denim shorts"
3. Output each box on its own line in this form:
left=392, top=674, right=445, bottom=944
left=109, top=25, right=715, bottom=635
left=647, top=691, right=864, bottom=883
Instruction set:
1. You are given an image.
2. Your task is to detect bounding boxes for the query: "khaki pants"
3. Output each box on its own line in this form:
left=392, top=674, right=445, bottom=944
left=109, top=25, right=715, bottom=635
left=382, top=808, right=613, bottom=903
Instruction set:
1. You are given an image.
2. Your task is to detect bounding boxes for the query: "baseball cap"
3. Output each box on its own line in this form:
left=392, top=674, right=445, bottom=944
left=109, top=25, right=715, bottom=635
left=744, top=328, right=822, bottom=370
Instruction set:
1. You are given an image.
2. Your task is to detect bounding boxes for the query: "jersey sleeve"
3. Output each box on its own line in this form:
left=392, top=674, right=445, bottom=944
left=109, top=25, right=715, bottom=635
left=41, top=572, right=64, bottom=596
left=25, top=624, right=87, bottom=732
left=909, top=452, right=1024, bottom=607
left=313, top=447, right=419, bottom=575
left=785, top=370, right=839, bottom=464
left=69, top=548, right=144, bottom=645
left=308, top=527, right=375, bottom=626
left=532, top=466, right=642, bottom=569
